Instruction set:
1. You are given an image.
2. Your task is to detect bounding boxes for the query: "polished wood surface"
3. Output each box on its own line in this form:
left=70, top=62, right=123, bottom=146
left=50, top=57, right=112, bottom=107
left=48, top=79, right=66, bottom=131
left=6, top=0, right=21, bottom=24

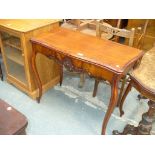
left=61, top=20, right=113, bottom=89
left=31, top=27, right=143, bottom=134
left=0, top=19, right=60, bottom=99
left=31, top=28, right=142, bottom=73
left=0, top=99, right=28, bottom=135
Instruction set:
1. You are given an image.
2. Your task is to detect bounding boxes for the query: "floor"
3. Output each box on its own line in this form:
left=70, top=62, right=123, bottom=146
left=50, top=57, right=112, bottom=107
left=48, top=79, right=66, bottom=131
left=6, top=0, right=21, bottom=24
left=0, top=59, right=154, bottom=135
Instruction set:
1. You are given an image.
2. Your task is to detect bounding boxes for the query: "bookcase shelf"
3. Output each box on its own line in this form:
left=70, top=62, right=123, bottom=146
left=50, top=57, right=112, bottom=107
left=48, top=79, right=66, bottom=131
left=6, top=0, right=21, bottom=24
left=7, top=59, right=27, bottom=85
left=3, top=36, right=22, bottom=51
left=4, top=46, right=24, bottom=66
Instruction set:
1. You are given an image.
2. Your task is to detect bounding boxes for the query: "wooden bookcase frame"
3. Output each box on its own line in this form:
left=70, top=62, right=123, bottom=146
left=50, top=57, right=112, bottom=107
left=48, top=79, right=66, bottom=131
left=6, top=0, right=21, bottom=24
left=0, top=20, right=61, bottom=99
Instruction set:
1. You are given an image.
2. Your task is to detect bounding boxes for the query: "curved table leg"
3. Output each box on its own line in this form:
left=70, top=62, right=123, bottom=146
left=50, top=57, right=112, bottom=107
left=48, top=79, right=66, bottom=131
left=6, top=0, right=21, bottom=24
left=31, top=51, right=42, bottom=103
left=101, top=77, right=119, bottom=135
left=119, top=82, right=132, bottom=117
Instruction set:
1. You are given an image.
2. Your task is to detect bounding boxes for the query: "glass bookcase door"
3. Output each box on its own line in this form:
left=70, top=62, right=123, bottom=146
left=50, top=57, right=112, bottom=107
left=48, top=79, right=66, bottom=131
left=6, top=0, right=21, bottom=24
left=1, top=31, right=27, bottom=85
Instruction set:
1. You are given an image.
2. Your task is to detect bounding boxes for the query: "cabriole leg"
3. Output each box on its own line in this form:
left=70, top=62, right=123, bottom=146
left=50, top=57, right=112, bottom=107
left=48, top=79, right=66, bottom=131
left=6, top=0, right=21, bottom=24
left=31, top=48, right=42, bottom=103
left=119, top=82, right=132, bottom=117
left=101, top=77, right=119, bottom=135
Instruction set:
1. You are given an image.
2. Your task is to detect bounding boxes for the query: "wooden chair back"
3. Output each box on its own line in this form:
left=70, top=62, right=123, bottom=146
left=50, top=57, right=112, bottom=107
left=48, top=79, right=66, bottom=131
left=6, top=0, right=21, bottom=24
left=96, top=21, right=135, bottom=47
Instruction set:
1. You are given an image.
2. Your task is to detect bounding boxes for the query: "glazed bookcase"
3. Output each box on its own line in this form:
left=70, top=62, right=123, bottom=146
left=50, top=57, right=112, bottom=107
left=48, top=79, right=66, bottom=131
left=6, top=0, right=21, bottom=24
left=0, top=19, right=61, bottom=99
